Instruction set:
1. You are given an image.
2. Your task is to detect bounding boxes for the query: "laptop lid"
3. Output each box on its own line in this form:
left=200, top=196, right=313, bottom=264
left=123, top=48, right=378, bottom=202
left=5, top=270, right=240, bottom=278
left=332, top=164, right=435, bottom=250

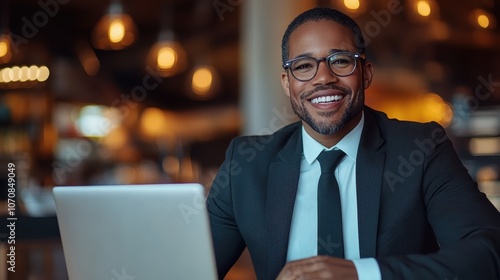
left=53, top=183, right=218, bottom=280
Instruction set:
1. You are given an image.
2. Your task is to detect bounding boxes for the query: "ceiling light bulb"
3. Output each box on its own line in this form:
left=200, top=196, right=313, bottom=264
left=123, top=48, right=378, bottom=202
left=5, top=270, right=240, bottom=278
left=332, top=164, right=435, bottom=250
left=157, top=46, right=177, bottom=70
left=477, top=14, right=490, bottom=29
left=0, top=41, right=8, bottom=57
left=148, top=40, right=186, bottom=77
left=0, top=35, right=12, bottom=63
left=343, top=0, right=360, bottom=10
left=417, top=1, right=431, bottom=17
left=192, top=66, right=213, bottom=96
left=108, top=18, right=126, bottom=43
left=92, top=1, right=138, bottom=50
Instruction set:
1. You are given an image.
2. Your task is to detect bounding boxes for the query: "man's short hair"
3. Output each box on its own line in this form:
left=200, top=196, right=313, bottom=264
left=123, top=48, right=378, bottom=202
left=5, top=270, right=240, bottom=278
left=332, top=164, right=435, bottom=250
left=281, top=7, right=366, bottom=65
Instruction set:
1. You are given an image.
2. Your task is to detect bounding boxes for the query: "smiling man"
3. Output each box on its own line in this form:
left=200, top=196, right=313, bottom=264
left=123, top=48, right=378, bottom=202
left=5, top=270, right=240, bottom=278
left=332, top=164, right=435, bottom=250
left=207, top=7, right=500, bottom=280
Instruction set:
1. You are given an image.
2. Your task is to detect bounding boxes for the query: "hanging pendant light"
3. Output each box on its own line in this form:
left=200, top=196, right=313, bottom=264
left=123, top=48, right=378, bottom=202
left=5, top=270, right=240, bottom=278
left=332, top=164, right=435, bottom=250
left=407, top=0, right=440, bottom=23
left=147, top=2, right=187, bottom=77
left=148, top=30, right=187, bottom=77
left=91, top=0, right=138, bottom=50
left=470, top=9, right=497, bottom=30
left=0, top=0, right=12, bottom=64
left=0, top=33, right=12, bottom=64
left=190, top=64, right=218, bottom=98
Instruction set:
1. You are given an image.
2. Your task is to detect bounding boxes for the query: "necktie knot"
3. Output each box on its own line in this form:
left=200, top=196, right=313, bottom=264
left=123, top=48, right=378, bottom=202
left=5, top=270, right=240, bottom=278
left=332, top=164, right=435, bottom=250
left=317, top=149, right=345, bottom=174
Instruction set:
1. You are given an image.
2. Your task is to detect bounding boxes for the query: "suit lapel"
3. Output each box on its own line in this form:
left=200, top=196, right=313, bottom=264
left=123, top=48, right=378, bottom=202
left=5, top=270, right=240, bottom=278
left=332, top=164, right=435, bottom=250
left=357, top=108, right=385, bottom=257
left=266, top=126, right=302, bottom=278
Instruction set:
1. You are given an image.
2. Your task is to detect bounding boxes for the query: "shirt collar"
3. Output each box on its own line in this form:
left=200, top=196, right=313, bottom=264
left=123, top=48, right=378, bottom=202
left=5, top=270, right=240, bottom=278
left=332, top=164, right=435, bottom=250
left=302, top=111, right=364, bottom=164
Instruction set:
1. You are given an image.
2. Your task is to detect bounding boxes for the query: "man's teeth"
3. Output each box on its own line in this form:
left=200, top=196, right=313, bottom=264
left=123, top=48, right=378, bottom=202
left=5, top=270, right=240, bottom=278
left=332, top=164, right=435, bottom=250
left=311, top=95, right=343, bottom=104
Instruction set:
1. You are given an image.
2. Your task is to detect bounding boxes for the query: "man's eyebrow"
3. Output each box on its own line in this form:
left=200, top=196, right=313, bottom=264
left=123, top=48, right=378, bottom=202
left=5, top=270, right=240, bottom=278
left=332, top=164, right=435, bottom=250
left=291, top=52, right=313, bottom=59
left=329, top=48, right=350, bottom=53
left=290, top=49, right=352, bottom=59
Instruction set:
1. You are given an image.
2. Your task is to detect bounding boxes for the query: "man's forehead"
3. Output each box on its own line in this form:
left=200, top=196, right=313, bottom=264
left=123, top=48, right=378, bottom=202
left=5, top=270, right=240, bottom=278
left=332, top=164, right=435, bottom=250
left=288, top=20, right=357, bottom=56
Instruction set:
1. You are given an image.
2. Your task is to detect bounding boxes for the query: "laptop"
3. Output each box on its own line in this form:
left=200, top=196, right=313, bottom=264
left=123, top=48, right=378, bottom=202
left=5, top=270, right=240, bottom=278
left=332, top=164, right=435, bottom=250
left=53, top=183, right=218, bottom=280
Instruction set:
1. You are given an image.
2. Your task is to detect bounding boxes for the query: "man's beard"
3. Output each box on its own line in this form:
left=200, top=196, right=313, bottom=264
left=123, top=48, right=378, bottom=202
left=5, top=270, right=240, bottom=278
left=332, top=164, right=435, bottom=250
left=290, top=85, right=364, bottom=135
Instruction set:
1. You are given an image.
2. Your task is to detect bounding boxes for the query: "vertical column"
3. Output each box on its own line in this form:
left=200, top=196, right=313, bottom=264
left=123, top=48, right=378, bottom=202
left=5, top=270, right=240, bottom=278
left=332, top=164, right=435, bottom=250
left=240, top=0, right=316, bottom=135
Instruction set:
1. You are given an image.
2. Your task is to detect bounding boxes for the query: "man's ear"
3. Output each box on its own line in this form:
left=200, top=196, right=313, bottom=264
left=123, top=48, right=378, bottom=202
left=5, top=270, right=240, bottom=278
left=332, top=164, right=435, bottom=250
left=281, top=71, right=291, bottom=97
left=362, top=62, right=374, bottom=89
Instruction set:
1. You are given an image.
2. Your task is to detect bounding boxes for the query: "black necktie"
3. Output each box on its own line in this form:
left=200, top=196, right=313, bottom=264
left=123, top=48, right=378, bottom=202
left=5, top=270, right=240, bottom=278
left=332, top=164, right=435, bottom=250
left=317, top=149, right=345, bottom=257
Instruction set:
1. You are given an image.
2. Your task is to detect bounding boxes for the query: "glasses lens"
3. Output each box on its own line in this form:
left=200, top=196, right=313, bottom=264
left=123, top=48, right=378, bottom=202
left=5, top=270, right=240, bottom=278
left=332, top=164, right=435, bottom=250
left=328, top=53, right=356, bottom=76
left=290, top=57, right=317, bottom=81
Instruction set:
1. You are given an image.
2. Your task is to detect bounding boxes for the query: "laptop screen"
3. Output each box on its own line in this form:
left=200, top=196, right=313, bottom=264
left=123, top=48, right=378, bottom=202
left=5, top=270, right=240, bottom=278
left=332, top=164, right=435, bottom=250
left=53, top=183, right=218, bottom=280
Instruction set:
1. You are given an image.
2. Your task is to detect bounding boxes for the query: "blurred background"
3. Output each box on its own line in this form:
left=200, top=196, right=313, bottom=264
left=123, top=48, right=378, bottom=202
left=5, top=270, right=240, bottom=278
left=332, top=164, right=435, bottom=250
left=0, top=0, right=499, bottom=279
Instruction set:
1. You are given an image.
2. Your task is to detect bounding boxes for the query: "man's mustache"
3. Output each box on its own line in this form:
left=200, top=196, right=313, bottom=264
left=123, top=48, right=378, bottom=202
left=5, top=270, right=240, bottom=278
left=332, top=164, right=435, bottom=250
left=301, top=84, right=351, bottom=100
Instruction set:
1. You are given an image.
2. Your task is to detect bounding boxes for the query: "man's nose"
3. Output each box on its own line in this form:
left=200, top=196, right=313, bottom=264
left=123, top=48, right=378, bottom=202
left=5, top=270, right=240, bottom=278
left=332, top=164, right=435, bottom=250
left=312, top=60, right=339, bottom=85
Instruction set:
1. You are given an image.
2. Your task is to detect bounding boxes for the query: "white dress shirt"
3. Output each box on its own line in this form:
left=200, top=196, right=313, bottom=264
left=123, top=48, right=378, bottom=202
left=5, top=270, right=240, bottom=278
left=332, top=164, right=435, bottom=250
left=286, top=112, right=381, bottom=280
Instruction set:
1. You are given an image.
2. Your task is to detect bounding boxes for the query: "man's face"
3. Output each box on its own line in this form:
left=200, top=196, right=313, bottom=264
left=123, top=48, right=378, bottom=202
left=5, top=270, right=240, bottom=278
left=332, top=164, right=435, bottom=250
left=281, top=20, right=373, bottom=138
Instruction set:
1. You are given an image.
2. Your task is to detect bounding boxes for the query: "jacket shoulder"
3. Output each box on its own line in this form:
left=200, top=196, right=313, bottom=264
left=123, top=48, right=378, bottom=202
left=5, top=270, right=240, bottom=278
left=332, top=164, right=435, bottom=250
left=226, top=121, right=302, bottom=162
left=366, top=107, right=446, bottom=141
left=231, top=121, right=301, bottom=146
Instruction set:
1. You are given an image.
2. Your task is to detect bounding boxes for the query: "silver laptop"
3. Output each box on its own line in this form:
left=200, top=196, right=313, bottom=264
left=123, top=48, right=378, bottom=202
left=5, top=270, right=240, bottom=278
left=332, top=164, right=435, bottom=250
left=53, top=183, right=218, bottom=280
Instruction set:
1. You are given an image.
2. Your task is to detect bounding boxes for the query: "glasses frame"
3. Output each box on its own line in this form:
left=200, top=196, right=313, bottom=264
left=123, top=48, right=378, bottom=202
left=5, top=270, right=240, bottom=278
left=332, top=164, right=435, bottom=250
left=283, top=51, right=365, bottom=82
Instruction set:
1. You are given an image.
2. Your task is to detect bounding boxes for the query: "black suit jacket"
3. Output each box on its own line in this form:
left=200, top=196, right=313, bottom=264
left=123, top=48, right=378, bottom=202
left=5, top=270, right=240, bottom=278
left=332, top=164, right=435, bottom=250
left=207, top=107, right=500, bottom=280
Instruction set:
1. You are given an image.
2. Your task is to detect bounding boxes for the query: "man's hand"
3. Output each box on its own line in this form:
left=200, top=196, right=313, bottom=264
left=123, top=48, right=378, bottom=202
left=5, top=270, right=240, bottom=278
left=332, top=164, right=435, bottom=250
left=276, top=256, right=358, bottom=280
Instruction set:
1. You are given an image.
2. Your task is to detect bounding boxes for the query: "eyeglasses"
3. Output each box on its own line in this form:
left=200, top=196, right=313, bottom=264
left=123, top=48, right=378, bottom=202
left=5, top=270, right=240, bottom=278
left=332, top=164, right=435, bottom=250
left=283, top=52, right=364, bottom=82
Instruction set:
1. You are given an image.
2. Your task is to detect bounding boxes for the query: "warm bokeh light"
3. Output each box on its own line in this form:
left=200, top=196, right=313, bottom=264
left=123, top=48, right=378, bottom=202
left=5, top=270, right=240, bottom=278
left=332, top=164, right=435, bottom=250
left=108, top=18, right=126, bottom=43
left=19, top=66, right=29, bottom=82
left=1, top=68, right=13, bottom=82
left=470, top=9, right=496, bottom=30
left=92, top=14, right=137, bottom=50
left=10, top=67, right=20, bottom=82
left=0, top=35, right=11, bottom=63
left=37, top=66, right=50, bottom=82
left=148, top=41, right=187, bottom=77
left=470, top=137, right=500, bottom=156
left=343, top=0, right=360, bottom=10
left=477, top=14, right=490, bottom=29
left=116, top=165, right=137, bottom=184
left=0, top=41, right=8, bottom=57
left=77, top=42, right=101, bottom=76
left=417, top=1, right=431, bottom=17
left=192, top=66, right=213, bottom=96
left=101, top=126, right=128, bottom=149
left=157, top=46, right=176, bottom=70
left=407, top=0, right=439, bottom=22
left=421, top=93, right=453, bottom=125
left=366, top=90, right=453, bottom=127
left=162, top=156, right=180, bottom=177
left=140, top=107, right=168, bottom=138
left=28, top=65, right=38, bottom=81
left=0, top=65, right=51, bottom=84
left=81, top=54, right=100, bottom=76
